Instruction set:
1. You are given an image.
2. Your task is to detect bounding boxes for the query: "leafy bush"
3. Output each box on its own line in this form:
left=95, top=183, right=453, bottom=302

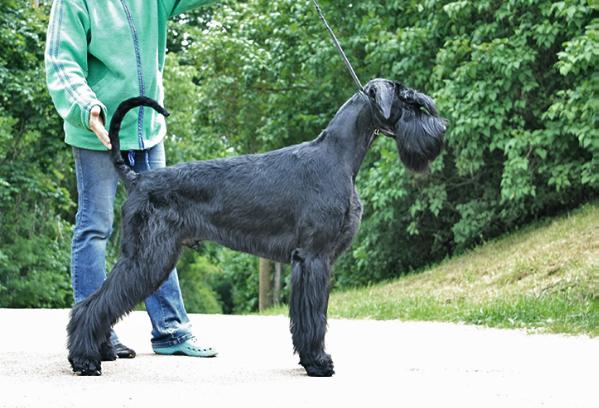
left=176, top=250, right=223, bottom=314
left=0, top=3, right=74, bottom=308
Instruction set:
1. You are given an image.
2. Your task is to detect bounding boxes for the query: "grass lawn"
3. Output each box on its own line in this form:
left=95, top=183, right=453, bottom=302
left=265, top=202, right=598, bottom=336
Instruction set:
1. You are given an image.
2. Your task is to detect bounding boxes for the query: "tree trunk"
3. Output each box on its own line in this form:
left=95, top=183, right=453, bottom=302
left=273, top=262, right=282, bottom=306
left=258, top=258, right=273, bottom=311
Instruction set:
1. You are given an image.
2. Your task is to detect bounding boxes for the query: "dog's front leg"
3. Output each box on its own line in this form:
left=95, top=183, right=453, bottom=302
left=99, top=340, right=117, bottom=361
left=289, top=250, right=335, bottom=377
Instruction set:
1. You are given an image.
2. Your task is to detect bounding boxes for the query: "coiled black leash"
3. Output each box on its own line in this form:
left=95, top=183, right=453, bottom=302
left=311, top=0, right=364, bottom=93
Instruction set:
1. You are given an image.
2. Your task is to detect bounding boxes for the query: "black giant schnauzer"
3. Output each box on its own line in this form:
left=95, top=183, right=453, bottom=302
left=67, top=78, right=446, bottom=377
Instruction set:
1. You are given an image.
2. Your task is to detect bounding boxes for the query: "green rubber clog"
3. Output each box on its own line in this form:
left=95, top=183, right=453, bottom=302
left=153, top=337, right=218, bottom=358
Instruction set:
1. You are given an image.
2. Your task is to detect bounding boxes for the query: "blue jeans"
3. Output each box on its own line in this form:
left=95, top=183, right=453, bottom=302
left=71, top=142, right=192, bottom=348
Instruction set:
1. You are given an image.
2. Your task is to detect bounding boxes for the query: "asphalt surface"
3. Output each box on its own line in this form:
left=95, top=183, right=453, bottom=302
left=0, top=309, right=597, bottom=408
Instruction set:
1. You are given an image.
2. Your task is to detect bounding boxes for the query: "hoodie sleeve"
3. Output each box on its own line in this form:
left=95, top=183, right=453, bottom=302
left=45, top=0, right=107, bottom=130
left=161, top=0, right=218, bottom=18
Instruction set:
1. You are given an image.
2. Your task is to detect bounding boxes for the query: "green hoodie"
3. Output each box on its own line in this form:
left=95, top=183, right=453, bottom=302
left=45, top=0, right=216, bottom=151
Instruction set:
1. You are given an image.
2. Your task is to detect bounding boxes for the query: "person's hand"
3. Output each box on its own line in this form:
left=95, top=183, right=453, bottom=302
left=89, top=105, right=111, bottom=149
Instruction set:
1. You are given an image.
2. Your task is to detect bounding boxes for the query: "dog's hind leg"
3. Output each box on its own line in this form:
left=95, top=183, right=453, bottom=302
left=67, top=258, right=132, bottom=375
left=67, top=229, right=181, bottom=375
left=289, top=250, right=335, bottom=377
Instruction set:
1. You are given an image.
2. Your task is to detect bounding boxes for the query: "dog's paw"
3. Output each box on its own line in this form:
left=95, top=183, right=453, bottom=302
left=301, top=353, right=335, bottom=377
left=69, top=355, right=102, bottom=376
left=100, top=341, right=117, bottom=361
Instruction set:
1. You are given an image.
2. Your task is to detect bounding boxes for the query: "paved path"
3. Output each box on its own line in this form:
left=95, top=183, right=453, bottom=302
left=0, top=309, right=596, bottom=408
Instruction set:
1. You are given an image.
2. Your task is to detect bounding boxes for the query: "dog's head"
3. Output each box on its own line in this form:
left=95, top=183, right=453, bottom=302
left=364, top=79, right=446, bottom=172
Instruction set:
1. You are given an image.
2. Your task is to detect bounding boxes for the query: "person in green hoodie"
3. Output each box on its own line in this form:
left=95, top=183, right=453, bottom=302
left=45, top=0, right=218, bottom=358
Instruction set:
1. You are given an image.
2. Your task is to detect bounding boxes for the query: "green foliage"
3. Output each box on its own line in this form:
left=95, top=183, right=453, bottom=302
left=342, top=0, right=597, bottom=283
left=214, top=249, right=259, bottom=314
left=0, top=3, right=74, bottom=308
left=176, top=250, right=223, bottom=314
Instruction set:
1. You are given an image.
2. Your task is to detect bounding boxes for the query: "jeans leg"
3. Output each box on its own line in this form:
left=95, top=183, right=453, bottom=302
left=71, top=147, right=119, bottom=302
left=144, top=270, right=193, bottom=347
left=131, top=142, right=192, bottom=347
left=71, top=147, right=123, bottom=345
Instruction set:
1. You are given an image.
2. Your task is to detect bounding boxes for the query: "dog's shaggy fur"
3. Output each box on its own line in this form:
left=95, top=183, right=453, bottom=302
left=67, top=79, right=446, bottom=377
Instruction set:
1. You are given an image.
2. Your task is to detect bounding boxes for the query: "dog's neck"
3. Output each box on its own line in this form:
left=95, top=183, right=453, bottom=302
left=323, top=93, right=379, bottom=180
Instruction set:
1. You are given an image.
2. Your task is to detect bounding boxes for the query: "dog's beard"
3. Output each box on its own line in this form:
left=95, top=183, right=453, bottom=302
left=394, top=106, right=446, bottom=172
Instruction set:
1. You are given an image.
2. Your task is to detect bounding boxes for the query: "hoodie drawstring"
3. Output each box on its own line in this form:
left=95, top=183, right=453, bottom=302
left=127, top=150, right=151, bottom=170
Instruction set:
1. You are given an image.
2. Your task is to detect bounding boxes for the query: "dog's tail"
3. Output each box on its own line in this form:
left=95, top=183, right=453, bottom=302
left=108, top=96, right=170, bottom=189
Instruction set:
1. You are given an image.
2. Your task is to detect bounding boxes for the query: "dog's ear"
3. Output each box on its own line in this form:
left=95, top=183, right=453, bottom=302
left=366, top=80, right=395, bottom=120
